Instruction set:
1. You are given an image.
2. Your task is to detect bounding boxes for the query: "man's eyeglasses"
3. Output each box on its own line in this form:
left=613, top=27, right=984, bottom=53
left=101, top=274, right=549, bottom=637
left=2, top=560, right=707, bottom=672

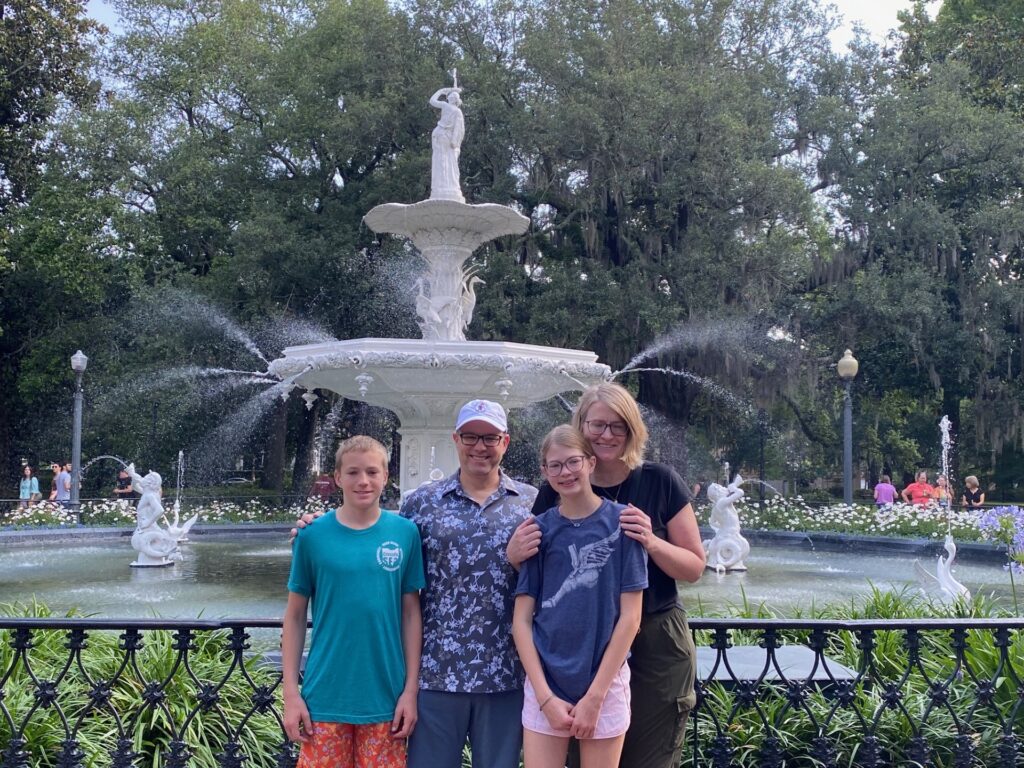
left=457, top=433, right=505, bottom=447
left=584, top=420, right=629, bottom=437
left=542, top=455, right=587, bottom=476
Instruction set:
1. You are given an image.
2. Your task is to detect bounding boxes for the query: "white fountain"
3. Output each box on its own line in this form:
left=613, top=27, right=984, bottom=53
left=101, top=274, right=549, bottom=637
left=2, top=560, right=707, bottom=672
left=268, top=74, right=610, bottom=490
left=126, top=463, right=198, bottom=568
left=914, top=416, right=970, bottom=602
left=703, top=474, right=751, bottom=572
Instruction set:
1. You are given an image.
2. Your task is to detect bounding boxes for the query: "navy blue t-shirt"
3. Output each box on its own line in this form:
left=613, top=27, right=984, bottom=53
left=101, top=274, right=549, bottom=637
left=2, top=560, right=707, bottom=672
left=515, top=499, right=648, bottom=704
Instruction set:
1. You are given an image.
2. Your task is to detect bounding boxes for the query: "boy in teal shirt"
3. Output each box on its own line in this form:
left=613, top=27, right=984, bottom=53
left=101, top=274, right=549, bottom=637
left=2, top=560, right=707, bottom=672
left=283, top=436, right=425, bottom=767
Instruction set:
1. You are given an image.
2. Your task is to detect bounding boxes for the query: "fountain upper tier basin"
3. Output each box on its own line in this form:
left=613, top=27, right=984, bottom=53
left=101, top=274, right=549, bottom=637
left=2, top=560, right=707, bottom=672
left=270, top=338, right=611, bottom=422
left=364, top=199, right=529, bottom=249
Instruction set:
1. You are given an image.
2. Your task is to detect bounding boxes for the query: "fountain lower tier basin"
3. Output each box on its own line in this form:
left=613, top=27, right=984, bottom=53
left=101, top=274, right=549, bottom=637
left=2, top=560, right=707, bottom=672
left=269, top=339, right=611, bottom=489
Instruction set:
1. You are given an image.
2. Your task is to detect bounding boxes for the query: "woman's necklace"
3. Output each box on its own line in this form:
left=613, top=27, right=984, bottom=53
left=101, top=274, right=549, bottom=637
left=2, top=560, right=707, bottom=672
left=595, top=470, right=631, bottom=504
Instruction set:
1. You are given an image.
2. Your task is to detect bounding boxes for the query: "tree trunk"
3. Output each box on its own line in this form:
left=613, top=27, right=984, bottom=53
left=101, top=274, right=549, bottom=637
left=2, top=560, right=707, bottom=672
left=261, top=398, right=287, bottom=491
left=292, top=397, right=321, bottom=492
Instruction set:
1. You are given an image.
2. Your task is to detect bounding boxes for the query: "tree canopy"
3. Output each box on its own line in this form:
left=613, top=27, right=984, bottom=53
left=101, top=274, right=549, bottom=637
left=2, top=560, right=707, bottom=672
left=1, top=0, right=1022, bottom=500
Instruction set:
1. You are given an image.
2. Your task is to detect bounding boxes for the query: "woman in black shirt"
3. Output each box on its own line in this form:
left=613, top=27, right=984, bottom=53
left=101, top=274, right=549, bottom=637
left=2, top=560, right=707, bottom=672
left=962, top=475, right=985, bottom=509
left=508, top=382, right=705, bottom=768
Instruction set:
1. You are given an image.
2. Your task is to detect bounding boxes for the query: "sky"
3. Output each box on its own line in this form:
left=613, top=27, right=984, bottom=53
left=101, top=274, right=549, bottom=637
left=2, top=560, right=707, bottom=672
left=87, top=0, right=929, bottom=50
left=828, top=0, right=921, bottom=50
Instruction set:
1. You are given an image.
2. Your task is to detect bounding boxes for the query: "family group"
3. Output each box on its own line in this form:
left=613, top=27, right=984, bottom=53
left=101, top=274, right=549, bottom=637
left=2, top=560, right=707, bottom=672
left=283, top=382, right=705, bottom=768
left=873, top=471, right=985, bottom=509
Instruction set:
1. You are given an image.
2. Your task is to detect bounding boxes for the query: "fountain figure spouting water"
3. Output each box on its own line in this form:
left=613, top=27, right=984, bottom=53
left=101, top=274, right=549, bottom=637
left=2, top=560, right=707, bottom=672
left=126, top=463, right=197, bottom=568
left=703, top=474, right=751, bottom=573
left=269, top=78, right=609, bottom=490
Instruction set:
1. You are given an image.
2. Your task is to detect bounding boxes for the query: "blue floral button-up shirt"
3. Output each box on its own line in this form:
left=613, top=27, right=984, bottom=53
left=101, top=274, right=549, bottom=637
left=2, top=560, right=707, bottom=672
left=401, top=470, right=537, bottom=693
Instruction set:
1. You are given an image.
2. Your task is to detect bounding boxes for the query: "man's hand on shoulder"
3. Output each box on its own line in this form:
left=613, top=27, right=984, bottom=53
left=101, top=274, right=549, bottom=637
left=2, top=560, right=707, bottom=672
left=507, top=517, right=541, bottom=571
left=289, top=510, right=326, bottom=542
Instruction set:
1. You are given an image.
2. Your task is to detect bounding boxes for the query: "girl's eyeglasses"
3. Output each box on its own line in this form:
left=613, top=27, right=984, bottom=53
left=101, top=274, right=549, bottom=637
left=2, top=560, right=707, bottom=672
left=542, top=455, right=587, bottom=476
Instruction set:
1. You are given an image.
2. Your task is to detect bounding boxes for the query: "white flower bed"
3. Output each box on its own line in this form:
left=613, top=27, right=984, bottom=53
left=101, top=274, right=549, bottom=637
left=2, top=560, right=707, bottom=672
left=696, top=495, right=981, bottom=540
left=3, top=497, right=329, bottom=528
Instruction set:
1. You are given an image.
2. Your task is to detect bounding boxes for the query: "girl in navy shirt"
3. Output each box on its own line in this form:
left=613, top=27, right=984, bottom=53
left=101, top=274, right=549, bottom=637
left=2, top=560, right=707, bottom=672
left=512, top=426, right=647, bottom=768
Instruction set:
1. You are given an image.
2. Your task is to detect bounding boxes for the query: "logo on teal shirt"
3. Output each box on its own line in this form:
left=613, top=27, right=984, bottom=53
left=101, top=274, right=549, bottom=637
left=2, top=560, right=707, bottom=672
left=377, top=541, right=403, bottom=571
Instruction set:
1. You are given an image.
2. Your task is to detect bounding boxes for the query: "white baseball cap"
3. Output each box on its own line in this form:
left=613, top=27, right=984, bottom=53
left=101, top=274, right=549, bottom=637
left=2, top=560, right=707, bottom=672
left=455, top=400, right=508, bottom=432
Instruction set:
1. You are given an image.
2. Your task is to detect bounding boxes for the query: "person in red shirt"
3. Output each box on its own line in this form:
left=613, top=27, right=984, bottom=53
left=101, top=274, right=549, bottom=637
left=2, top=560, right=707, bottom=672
left=901, top=470, right=934, bottom=506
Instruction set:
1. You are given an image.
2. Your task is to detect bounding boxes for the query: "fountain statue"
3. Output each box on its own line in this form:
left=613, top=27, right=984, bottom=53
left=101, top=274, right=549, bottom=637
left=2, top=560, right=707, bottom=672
left=269, top=77, right=609, bottom=490
left=126, top=463, right=198, bottom=568
left=704, top=474, right=751, bottom=572
left=429, top=72, right=465, bottom=203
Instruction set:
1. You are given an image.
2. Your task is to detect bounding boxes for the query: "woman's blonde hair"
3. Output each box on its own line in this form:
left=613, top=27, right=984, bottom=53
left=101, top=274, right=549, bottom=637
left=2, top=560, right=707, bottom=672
left=571, top=382, right=648, bottom=469
left=540, top=425, right=594, bottom=465
left=335, top=435, right=389, bottom=472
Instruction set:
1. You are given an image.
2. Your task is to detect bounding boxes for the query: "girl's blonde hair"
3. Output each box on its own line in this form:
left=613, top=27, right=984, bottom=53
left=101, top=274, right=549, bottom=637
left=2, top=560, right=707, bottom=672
left=540, top=425, right=594, bottom=465
left=335, top=435, right=389, bottom=472
left=965, top=475, right=979, bottom=489
left=572, top=382, right=648, bottom=469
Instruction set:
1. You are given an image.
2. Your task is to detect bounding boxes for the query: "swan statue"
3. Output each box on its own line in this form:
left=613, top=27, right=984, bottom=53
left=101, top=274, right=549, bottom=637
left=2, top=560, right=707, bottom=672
left=914, top=534, right=970, bottom=602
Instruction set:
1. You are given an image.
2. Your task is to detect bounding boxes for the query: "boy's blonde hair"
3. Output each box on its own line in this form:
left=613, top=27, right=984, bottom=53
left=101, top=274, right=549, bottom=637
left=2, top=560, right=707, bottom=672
left=965, top=475, right=979, bottom=489
left=334, top=435, right=389, bottom=473
left=540, top=425, right=594, bottom=465
left=571, top=382, right=648, bottom=469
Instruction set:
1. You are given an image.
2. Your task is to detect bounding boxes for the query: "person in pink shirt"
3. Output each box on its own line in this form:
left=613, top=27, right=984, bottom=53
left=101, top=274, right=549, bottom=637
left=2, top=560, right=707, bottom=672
left=873, top=475, right=897, bottom=507
left=901, top=471, right=934, bottom=506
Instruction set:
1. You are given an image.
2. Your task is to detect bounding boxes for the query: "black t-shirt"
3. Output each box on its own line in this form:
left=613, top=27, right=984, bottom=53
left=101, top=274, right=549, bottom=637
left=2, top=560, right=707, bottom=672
left=531, top=462, right=692, bottom=614
left=963, top=488, right=983, bottom=508
left=115, top=475, right=137, bottom=498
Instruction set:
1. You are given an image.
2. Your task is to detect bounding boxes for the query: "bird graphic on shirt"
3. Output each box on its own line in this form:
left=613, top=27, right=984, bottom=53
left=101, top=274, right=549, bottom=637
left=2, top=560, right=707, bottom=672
left=542, top=528, right=620, bottom=608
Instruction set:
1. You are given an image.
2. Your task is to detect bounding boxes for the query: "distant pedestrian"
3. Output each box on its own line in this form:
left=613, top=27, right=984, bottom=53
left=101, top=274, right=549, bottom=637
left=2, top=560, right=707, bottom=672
left=48, top=462, right=60, bottom=501
left=54, top=462, right=72, bottom=508
left=873, top=475, right=897, bottom=507
left=901, top=471, right=934, bottom=507
left=933, top=474, right=951, bottom=509
left=18, top=466, right=40, bottom=508
left=962, top=476, right=985, bottom=509
left=114, top=468, right=136, bottom=500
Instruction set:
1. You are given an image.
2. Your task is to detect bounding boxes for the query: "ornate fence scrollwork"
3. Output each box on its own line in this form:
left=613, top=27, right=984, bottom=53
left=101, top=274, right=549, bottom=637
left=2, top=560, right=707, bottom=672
left=1, top=617, right=1022, bottom=766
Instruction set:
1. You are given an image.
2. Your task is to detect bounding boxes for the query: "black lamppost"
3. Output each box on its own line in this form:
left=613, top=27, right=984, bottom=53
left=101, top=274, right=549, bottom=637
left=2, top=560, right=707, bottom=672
left=70, top=350, right=88, bottom=512
left=757, top=408, right=768, bottom=508
left=837, top=349, right=859, bottom=506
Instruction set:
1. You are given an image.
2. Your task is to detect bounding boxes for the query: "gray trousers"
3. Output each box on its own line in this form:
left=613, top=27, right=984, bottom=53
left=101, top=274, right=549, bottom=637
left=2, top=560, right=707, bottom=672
left=407, top=688, right=524, bottom=768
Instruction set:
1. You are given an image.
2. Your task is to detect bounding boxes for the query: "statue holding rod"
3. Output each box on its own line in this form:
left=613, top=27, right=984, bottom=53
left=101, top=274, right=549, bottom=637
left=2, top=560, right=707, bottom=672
left=429, top=70, right=465, bottom=202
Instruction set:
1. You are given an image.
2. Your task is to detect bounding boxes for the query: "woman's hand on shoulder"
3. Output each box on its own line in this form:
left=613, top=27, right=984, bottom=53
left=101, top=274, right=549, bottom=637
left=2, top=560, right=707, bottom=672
left=620, top=504, right=656, bottom=551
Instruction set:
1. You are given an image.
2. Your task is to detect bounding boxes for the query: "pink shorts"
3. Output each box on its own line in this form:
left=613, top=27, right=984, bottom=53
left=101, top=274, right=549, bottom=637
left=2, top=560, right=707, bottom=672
left=522, top=663, right=631, bottom=739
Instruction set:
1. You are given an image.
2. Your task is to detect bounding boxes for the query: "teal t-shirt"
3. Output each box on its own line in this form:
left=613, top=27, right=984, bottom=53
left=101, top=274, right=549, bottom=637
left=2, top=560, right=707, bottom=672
left=288, top=510, right=425, bottom=724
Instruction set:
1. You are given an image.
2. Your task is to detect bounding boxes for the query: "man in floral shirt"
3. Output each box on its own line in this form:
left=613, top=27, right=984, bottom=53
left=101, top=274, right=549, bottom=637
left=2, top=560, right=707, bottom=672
left=402, top=399, right=537, bottom=768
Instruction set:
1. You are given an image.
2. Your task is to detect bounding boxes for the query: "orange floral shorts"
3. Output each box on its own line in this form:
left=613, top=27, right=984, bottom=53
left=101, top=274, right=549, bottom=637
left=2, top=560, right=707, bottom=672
left=297, top=721, right=406, bottom=768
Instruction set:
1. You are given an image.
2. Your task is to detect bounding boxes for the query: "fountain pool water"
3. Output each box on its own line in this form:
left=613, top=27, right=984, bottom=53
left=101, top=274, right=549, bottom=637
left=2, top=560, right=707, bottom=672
left=1, top=535, right=1016, bottom=631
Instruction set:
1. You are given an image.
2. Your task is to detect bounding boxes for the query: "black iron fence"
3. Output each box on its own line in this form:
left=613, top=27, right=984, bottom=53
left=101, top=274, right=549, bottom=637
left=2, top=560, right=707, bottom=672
left=1, top=617, right=1022, bottom=767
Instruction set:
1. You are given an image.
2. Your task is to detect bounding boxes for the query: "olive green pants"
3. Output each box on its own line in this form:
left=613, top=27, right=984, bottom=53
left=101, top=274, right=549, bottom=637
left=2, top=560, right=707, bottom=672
left=568, top=605, right=696, bottom=768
